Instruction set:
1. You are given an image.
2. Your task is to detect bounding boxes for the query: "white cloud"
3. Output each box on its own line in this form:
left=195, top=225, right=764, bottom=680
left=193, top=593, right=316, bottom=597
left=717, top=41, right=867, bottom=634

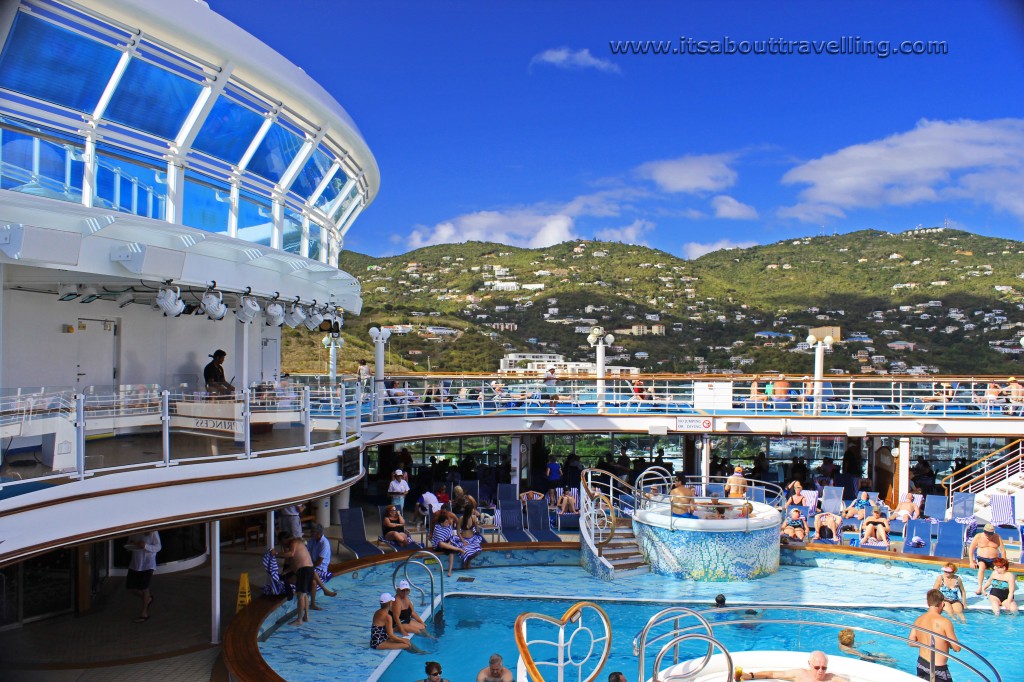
left=682, top=239, right=758, bottom=260
left=407, top=210, right=576, bottom=250
left=636, top=153, right=738, bottom=194
left=560, top=187, right=648, bottom=218
left=595, top=219, right=654, bottom=244
left=780, top=118, right=1024, bottom=222
left=710, top=195, right=758, bottom=220
left=530, top=47, right=621, bottom=74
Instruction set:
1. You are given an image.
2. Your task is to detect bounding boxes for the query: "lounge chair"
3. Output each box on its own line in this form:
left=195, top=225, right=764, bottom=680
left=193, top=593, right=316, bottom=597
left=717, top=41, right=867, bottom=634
left=932, top=521, right=966, bottom=559
left=821, top=486, right=845, bottom=515
left=901, top=519, right=932, bottom=556
left=524, top=500, right=561, bottom=542
left=922, top=495, right=949, bottom=522
left=497, top=483, right=517, bottom=504
left=950, top=492, right=976, bottom=522
left=461, top=479, right=480, bottom=504
left=552, top=487, right=581, bottom=530
left=496, top=504, right=534, bottom=543
left=336, top=508, right=384, bottom=558
left=377, top=505, right=422, bottom=551
left=989, top=494, right=1020, bottom=544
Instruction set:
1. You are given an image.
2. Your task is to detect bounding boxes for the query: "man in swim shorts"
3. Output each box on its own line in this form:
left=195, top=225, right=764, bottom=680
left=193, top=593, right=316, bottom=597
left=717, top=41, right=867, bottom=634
left=909, top=589, right=961, bottom=681
left=725, top=466, right=748, bottom=499
left=277, top=535, right=314, bottom=626
left=477, top=652, right=513, bottom=682
left=968, top=523, right=1004, bottom=595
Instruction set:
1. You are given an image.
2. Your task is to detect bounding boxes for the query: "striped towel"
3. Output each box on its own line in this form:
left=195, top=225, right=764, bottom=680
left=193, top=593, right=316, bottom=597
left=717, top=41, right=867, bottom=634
left=990, top=494, right=1016, bottom=526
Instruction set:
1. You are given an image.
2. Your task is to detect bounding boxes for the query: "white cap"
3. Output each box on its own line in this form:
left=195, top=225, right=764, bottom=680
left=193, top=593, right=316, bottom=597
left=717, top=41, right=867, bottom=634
left=379, top=592, right=394, bottom=603
left=394, top=469, right=403, bottom=476
left=397, top=579, right=411, bottom=590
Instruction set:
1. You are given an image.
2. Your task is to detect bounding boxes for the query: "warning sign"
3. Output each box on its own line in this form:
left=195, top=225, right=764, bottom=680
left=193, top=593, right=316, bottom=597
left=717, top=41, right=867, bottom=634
left=676, top=417, right=713, bottom=432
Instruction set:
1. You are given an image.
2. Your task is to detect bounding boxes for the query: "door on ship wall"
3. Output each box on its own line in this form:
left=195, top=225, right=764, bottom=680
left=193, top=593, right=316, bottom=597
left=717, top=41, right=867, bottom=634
left=75, top=318, right=118, bottom=393
left=261, top=337, right=279, bottom=383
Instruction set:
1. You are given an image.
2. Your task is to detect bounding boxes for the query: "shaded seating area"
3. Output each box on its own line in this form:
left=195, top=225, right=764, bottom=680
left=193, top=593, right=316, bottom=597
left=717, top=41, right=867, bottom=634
left=336, top=508, right=384, bottom=558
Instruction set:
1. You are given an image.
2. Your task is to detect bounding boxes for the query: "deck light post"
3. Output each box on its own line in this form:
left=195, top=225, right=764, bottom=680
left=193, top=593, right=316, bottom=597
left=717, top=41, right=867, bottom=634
left=588, top=326, right=614, bottom=413
left=806, top=333, right=834, bottom=416
left=368, top=326, right=391, bottom=420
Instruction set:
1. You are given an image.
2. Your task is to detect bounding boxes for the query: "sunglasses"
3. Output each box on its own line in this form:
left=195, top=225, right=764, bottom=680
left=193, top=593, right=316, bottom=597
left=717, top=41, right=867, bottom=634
left=812, top=665, right=828, bottom=671
left=428, top=672, right=442, bottom=677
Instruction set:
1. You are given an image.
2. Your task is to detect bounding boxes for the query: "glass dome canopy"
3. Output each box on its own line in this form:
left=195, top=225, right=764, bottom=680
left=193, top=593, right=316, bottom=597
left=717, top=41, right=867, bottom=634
left=0, top=0, right=378, bottom=265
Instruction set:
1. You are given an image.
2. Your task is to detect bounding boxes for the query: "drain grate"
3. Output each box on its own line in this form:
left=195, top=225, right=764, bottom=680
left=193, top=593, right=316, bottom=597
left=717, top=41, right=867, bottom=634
left=456, top=577, right=475, bottom=583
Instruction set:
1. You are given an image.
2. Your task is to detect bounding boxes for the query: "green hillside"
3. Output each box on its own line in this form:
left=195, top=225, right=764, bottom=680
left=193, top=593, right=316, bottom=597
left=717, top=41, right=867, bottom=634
left=282, top=228, right=1024, bottom=376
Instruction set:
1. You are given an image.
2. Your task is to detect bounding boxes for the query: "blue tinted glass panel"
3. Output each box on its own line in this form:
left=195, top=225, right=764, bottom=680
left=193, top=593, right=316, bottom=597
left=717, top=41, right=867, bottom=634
left=290, top=147, right=332, bottom=198
left=282, top=209, right=302, bottom=254
left=315, top=171, right=348, bottom=210
left=0, top=13, right=120, bottom=113
left=192, top=96, right=265, bottom=163
left=94, top=150, right=166, bottom=219
left=331, top=185, right=360, bottom=221
left=246, top=123, right=302, bottom=183
left=104, top=58, right=201, bottom=140
left=307, top=222, right=321, bottom=261
left=237, top=193, right=272, bottom=246
left=0, top=128, right=83, bottom=202
left=182, top=174, right=230, bottom=233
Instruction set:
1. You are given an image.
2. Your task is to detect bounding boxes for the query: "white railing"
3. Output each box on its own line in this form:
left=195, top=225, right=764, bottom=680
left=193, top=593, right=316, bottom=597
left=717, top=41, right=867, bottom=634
left=514, top=601, right=612, bottom=682
left=942, top=439, right=1024, bottom=496
left=345, top=373, right=1024, bottom=422
left=0, top=380, right=363, bottom=496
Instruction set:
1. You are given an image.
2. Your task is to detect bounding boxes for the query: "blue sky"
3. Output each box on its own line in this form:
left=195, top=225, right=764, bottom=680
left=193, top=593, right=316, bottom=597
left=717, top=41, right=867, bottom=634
left=213, top=0, right=1024, bottom=258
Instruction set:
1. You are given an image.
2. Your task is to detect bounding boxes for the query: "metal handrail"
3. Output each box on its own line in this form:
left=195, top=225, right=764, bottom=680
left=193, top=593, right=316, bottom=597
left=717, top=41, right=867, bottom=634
left=941, top=439, right=1024, bottom=494
left=513, top=601, right=612, bottom=682
left=653, top=633, right=734, bottom=682
left=391, top=549, right=445, bottom=620
left=633, top=606, right=716, bottom=681
left=673, top=605, right=1002, bottom=682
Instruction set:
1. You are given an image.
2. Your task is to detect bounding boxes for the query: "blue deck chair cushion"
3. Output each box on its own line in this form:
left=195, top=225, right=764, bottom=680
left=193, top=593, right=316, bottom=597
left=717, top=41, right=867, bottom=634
left=951, top=492, right=975, bottom=521
left=337, top=508, right=384, bottom=558
left=932, top=521, right=966, bottom=559
left=524, top=500, right=561, bottom=542
left=902, top=519, right=932, bottom=555
left=923, top=495, right=948, bottom=521
left=497, top=507, right=534, bottom=543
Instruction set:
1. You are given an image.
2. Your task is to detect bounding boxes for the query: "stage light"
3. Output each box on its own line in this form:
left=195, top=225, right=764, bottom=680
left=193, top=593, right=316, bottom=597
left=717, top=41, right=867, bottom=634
left=303, top=305, right=324, bottom=331
left=236, top=295, right=260, bottom=323
left=57, top=283, right=80, bottom=301
left=200, top=291, right=227, bottom=320
left=264, top=300, right=285, bottom=326
left=115, top=291, right=134, bottom=308
left=283, top=302, right=306, bottom=328
left=155, top=287, right=185, bottom=317
left=78, top=285, right=100, bottom=303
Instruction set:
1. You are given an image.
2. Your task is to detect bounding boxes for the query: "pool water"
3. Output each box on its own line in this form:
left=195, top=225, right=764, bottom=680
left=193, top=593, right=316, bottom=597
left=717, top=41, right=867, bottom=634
left=376, top=596, right=1016, bottom=682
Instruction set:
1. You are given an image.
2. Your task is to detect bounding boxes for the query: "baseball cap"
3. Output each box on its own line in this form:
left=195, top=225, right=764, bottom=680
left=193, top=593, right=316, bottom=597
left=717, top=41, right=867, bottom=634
left=394, top=469, right=403, bottom=476
left=984, top=523, right=995, bottom=532
left=397, top=579, right=411, bottom=590
left=910, top=535, right=926, bottom=547
left=734, top=466, right=744, bottom=472
left=379, top=592, right=394, bottom=604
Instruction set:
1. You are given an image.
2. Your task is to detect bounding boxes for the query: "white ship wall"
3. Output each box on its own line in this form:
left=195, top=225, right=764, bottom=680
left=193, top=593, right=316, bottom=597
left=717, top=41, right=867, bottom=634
left=1, top=288, right=279, bottom=391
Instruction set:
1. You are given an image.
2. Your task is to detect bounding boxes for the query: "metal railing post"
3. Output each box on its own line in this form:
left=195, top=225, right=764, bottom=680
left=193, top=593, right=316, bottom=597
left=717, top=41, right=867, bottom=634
left=75, top=393, right=85, bottom=480
left=340, top=381, right=348, bottom=444
left=243, top=389, right=251, bottom=458
left=161, top=390, right=170, bottom=467
left=303, top=386, right=311, bottom=451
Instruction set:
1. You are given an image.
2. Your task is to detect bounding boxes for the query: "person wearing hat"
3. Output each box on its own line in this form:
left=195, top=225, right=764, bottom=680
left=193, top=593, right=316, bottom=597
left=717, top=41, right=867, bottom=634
left=968, top=522, right=1005, bottom=595
left=370, top=592, right=411, bottom=650
left=388, top=469, right=410, bottom=508
left=392, top=579, right=428, bottom=635
left=203, top=349, right=234, bottom=395
left=1006, top=376, right=1024, bottom=414
left=724, top=465, right=748, bottom=499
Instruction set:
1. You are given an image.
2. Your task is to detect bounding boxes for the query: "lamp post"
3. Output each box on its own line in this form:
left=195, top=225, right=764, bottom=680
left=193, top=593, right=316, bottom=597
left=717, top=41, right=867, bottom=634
left=805, top=333, right=834, bottom=416
left=587, top=326, right=614, bottom=413
left=368, top=326, right=391, bottom=421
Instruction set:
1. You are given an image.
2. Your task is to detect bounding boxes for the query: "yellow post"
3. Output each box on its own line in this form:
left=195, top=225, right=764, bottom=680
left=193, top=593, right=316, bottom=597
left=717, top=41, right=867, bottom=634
left=236, top=572, right=251, bottom=613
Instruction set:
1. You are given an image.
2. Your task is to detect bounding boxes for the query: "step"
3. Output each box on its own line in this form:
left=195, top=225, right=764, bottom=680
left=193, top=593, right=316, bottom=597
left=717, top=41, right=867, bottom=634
left=604, top=547, right=641, bottom=559
left=614, top=565, right=650, bottom=577
left=610, top=560, right=648, bottom=571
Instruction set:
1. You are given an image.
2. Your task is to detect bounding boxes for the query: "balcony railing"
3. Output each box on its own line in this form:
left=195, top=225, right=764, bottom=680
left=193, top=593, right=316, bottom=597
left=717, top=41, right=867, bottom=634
left=0, top=381, right=363, bottom=496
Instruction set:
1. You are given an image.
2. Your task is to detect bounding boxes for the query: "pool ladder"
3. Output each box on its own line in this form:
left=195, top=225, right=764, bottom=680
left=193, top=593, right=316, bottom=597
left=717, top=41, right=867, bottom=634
left=391, top=549, right=446, bottom=621
left=634, top=606, right=733, bottom=682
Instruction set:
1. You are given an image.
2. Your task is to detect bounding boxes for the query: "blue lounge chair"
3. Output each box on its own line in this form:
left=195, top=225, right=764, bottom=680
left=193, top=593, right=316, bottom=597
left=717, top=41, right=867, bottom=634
left=377, top=505, right=422, bottom=551
left=524, top=500, right=561, bottom=542
left=497, top=483, right=517, bottom=504
left=932, top=521, right=966, bottom=559
left=902, top=519, right=932, bottom=555
left=950, top=492, right=975, bottom=522
left=705, top=483, right=725, bottom=497
left=337, top=508, right=384, bottom=558
left=496, top=504, right=534, bottom=543
left=923, top=495, right=948, bottom=522
left=749, top=488, right=767, bottom=504
left=821, top=486, right=845, bottom=515
left=461, top=479, right=480, bottom=504
left=989, top=494, right=1020, bottom=544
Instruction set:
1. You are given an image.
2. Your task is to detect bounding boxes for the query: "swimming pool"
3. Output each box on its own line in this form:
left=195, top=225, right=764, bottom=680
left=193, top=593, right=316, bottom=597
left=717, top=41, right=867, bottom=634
left=256, top=551, right=1016, bottom=682
left=376, top=596, right=1012, bottom=682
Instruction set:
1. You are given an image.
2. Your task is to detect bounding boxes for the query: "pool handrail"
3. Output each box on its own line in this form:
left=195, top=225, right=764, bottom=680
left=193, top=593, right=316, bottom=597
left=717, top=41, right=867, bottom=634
left=633, top=606, right=717, bottom=681
left=652, top=633, right=734, bottom=682
left=634, top=466, right=675, bottom=497
left=513, top=600, right=612, bottom=682
left=685, top=474, right=788, bottom=510
left=672, top=605, right=1002, bottom=682
left=391, top=549, right=445, bottom=620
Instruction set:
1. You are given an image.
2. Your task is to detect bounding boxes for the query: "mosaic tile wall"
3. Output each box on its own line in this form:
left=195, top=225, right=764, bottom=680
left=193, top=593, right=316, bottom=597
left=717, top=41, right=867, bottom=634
left=633, top=521, right=780, bottom=581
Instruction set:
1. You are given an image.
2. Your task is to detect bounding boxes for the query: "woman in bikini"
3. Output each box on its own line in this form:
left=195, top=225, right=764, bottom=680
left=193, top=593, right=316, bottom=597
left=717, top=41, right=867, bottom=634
left=932, top=562, right=967, bottom=623
left=430, top=511, right=462, bottom=577
left=785, top=483, right=808, bottom=511
left=860, top=507, right=890, bottom=545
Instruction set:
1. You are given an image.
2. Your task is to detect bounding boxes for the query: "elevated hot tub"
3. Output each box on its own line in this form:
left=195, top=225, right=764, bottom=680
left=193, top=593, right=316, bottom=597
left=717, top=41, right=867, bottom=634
left=633, top=498, right=782, bottom=581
